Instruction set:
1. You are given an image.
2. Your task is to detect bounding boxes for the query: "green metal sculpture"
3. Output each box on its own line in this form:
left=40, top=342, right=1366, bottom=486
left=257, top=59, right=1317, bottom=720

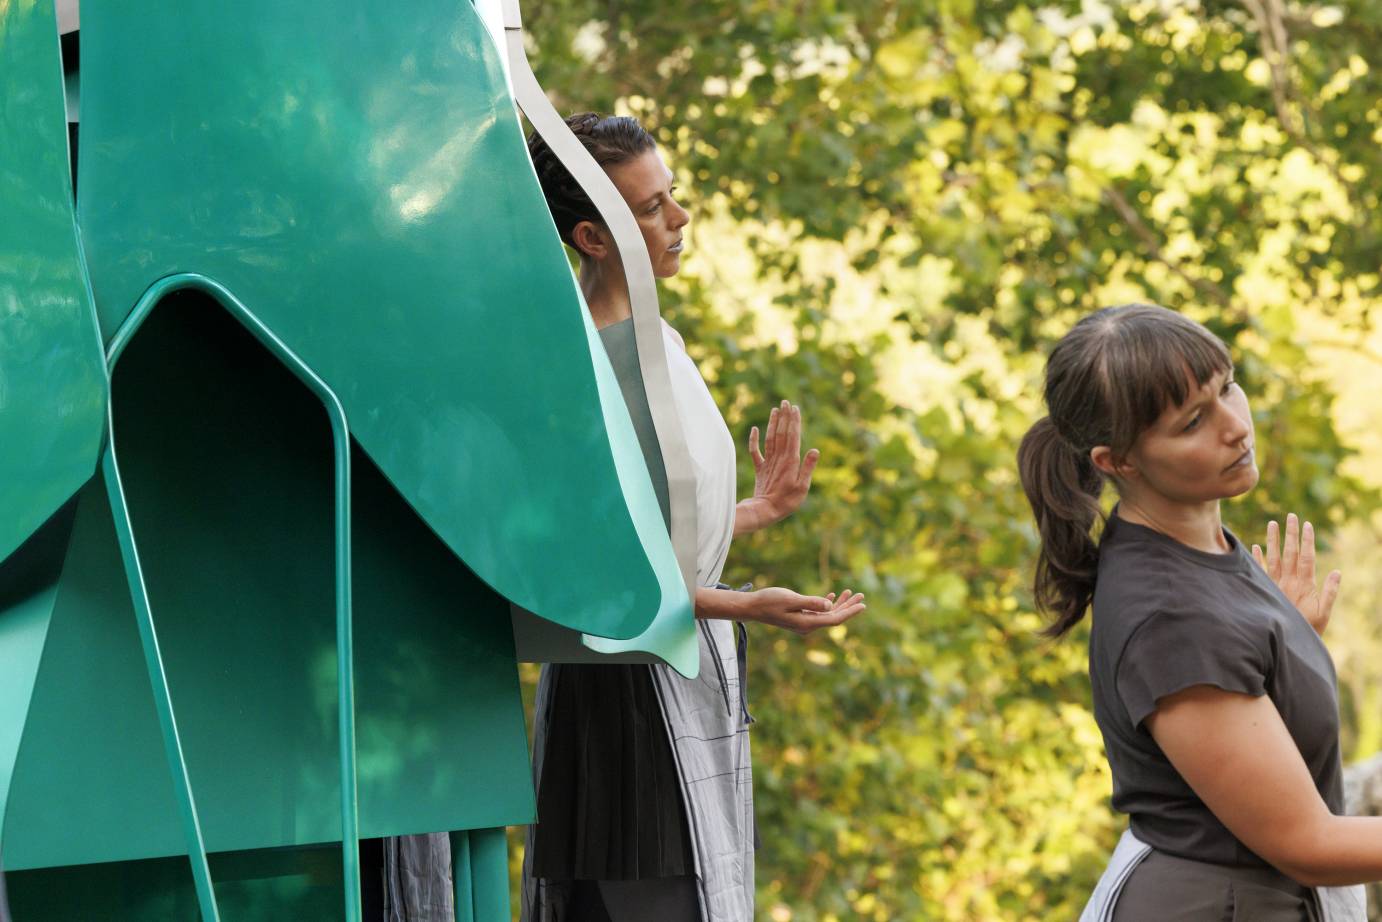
left=0, top=1, right=695, bottom=919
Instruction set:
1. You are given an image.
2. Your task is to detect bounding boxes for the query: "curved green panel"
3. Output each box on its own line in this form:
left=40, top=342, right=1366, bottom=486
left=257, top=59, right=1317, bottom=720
left=3, top=476, right=185, bottom=870
left=0, top=505, right=74, bottom=850
left=76, top=0, right=690, bottom=645
left=0, top=0, right=108, bottom=563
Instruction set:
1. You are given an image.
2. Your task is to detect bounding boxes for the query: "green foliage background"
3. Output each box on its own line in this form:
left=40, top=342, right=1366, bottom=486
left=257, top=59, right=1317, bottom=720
left=513, top=0, right=1382, bottom=918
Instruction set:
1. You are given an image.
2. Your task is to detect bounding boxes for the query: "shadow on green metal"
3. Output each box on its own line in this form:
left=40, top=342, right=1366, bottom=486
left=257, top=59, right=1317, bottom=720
left=107, top=274, right=359, bottom=921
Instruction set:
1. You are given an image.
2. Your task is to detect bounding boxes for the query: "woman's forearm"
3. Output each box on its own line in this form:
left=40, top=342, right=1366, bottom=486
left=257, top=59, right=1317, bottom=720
left=1282, top=814, right=1382, bottom=887
left=732, top=498, right=774, bottom=537
left=694, top=586, right=749, bottom=621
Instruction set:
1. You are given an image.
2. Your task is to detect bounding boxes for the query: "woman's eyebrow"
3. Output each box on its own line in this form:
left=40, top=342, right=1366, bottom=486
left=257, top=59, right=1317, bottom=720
left=1173, top=376, right=1224, bottom=422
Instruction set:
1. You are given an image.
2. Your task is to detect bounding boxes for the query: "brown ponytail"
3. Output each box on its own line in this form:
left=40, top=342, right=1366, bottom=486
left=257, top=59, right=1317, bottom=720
left=1019, top=304, right=1233, bottom=637
left=1018, top=417, right=1105, bottom=637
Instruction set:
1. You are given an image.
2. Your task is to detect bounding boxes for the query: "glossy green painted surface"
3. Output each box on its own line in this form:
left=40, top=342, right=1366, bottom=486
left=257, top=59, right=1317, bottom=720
left=467, top=827, right=511, bottom=922
left=4, top=475, right=187, bottom=869
left=6, top=291, right=536, bottom=871
left=0, top=0, right=108, bottom=564
left=8, top=845, right=345, bottom=920
left=4, top=3, right=700, bottom=916
left=77, top=0, right=692, bottom=646
left=0, top=507, right=73, bottom=845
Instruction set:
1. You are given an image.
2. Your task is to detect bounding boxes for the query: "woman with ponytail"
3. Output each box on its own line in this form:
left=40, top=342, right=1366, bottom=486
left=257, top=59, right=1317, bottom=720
left=1021, top=304, right=1368, bottom=920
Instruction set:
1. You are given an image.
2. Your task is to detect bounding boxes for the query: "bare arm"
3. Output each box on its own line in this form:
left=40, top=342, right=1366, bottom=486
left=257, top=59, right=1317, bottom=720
left=694, top=585, right=865, bottom=634
left=1148, top=685, right=1382, bottom=887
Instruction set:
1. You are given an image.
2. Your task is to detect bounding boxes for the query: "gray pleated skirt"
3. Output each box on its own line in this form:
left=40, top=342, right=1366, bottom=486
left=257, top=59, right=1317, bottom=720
left=1113, top=851, right=1320, bottom=921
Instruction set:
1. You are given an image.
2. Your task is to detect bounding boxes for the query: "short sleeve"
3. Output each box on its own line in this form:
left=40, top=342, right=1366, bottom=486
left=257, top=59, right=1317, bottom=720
left=1116, top=610, right=1269, bottom=729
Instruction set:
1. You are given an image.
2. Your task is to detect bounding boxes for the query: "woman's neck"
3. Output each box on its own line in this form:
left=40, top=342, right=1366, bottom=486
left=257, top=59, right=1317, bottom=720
left=580, top=260, right=634, bottom=330
left=1116, top=496, right=1230, bottom=554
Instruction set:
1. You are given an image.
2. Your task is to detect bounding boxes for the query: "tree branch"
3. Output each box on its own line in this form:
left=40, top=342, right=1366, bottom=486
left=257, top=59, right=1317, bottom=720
left=1100, top=185, right=1236, bottom=312
left=1238, top=0, right=1356, bottom=194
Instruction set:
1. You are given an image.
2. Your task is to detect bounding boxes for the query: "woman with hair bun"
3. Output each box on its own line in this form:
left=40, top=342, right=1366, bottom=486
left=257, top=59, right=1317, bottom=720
left=1019, top=304, right=1368, bottom=920
left=520, top=113, right=865, bottom=922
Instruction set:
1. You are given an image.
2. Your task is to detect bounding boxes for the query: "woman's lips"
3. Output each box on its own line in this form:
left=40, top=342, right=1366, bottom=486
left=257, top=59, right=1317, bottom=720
left=668, top=239, right=684, bottom=253
left=1225, top=447, right=1255, bottom=472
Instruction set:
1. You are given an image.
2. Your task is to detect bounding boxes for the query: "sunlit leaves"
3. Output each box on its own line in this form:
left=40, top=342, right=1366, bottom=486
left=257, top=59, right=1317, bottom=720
left=517, top=0, right=1382, bottom=917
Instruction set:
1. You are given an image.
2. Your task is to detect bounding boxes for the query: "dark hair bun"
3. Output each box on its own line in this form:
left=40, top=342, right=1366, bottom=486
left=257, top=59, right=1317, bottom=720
left=527, top=113, right=656, bottom=247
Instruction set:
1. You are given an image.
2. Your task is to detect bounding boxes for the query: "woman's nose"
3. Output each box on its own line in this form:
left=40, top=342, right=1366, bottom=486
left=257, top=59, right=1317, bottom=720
left=670, top=199, right=690, bottom=229
left=1223, top=402, right=1251, bottom=444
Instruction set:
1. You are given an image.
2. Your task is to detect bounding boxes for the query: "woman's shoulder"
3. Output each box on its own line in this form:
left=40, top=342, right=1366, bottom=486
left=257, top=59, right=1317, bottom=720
left=660, top=317, right=686, bottom=352
left=1091, top=540, right=1202, bottom=646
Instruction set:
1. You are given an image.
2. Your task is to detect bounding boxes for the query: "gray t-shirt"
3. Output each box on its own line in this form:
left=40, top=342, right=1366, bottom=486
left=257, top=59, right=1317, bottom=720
left=1089, top=513, right=1344, bottom=867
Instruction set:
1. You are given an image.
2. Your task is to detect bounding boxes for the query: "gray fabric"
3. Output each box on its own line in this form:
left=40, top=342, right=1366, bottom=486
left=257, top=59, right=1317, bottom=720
left=1112, top=850, right=1320, bottom=921
left=523, top=622, right=754, bottom=922
left=1090, top=514, right=1345, bottom=866
left=649, top=622, right=754, bottom=922
left=1080, top=828, right=1153, bottom=922
left=1084, top=827, right=1365, bottom=922
left=383, top=833, right=453, bottom=922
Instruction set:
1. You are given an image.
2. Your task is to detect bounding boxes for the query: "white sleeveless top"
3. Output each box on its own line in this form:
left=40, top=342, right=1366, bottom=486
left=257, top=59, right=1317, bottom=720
left=660, top=319, right=736, bottom=589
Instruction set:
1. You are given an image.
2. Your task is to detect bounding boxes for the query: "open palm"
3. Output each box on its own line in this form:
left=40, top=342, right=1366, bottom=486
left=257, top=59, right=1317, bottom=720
left=1251, top=513, right=1342, bottom=636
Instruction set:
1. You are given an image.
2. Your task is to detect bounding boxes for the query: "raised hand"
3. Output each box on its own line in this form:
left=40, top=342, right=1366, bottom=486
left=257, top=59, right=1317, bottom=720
left=734, top=400, right=820, bottom=536
left=1251, top=513, right=1341, bottom=636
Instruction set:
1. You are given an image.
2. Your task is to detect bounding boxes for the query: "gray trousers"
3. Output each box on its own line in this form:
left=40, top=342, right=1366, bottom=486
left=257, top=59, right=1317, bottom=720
left=384, top=833, right=453, bottom=922
left=1113, top=851, right=1320, bottom=922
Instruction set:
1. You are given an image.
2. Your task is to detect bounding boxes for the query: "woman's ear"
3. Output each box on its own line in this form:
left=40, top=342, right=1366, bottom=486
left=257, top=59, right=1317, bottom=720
left=571, top=220, right=610, bottom=261
left=1090, top=446, right=1135, bottom=480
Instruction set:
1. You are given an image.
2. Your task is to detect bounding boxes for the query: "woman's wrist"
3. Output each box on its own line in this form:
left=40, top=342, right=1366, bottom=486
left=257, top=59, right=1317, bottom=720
left=734, top=497, right=780, bottom=536
left=694, top=586, right=755, bottom=622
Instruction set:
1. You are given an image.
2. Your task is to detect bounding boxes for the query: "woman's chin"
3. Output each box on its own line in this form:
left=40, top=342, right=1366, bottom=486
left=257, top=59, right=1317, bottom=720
left=1223, top=465, right=1261, bottom=498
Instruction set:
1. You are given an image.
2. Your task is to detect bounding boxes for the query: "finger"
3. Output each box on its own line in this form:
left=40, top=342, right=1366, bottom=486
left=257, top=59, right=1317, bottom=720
left=1265, top=520, right=1280, bottom=577
left=782, top=404, right=802, bottom=458
left=790, top=594, right=832, bottom=613
left=765, top=407, right=780, bottom=459
left=749, top=426, right=764, bottom=468
left=1320, top=569, right=1342, bottom=622
left=794, top=602, right=866, bottom=633
left=825, top=600, right=867, bottom=623
left=777, top=399, right=792, bottom=450
left=1252, top=544, right=1264, bottom=569
left=825, top=592, right=837, bottom=603
left=770, top=402, right=788, bottom=460
left=798, top=448, right=820, bottom=490
left=1300, top=521, right=1317, bottom=582
left=1282, top=513, right=1300, bottom=576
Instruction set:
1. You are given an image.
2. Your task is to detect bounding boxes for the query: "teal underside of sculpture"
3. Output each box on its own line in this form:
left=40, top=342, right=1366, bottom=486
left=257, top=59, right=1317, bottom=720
left=0, top=0, right=697, bottom=919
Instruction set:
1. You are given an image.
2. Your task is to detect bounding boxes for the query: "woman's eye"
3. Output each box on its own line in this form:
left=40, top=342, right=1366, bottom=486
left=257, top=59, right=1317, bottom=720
left=1221, top=379, right=1235, bottom=396
left=1183, top=414, right=1202, bottom=432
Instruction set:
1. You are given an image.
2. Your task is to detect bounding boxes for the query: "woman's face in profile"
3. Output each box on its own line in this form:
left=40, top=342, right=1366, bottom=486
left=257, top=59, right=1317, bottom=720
left=605, top=147, right=691, bottom=279
left=1123, top=368, right=1259, bottom=505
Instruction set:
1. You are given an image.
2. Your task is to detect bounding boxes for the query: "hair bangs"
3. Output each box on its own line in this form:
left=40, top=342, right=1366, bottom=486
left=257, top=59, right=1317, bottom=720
left=1099, top=306, right=1233, bottom=455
